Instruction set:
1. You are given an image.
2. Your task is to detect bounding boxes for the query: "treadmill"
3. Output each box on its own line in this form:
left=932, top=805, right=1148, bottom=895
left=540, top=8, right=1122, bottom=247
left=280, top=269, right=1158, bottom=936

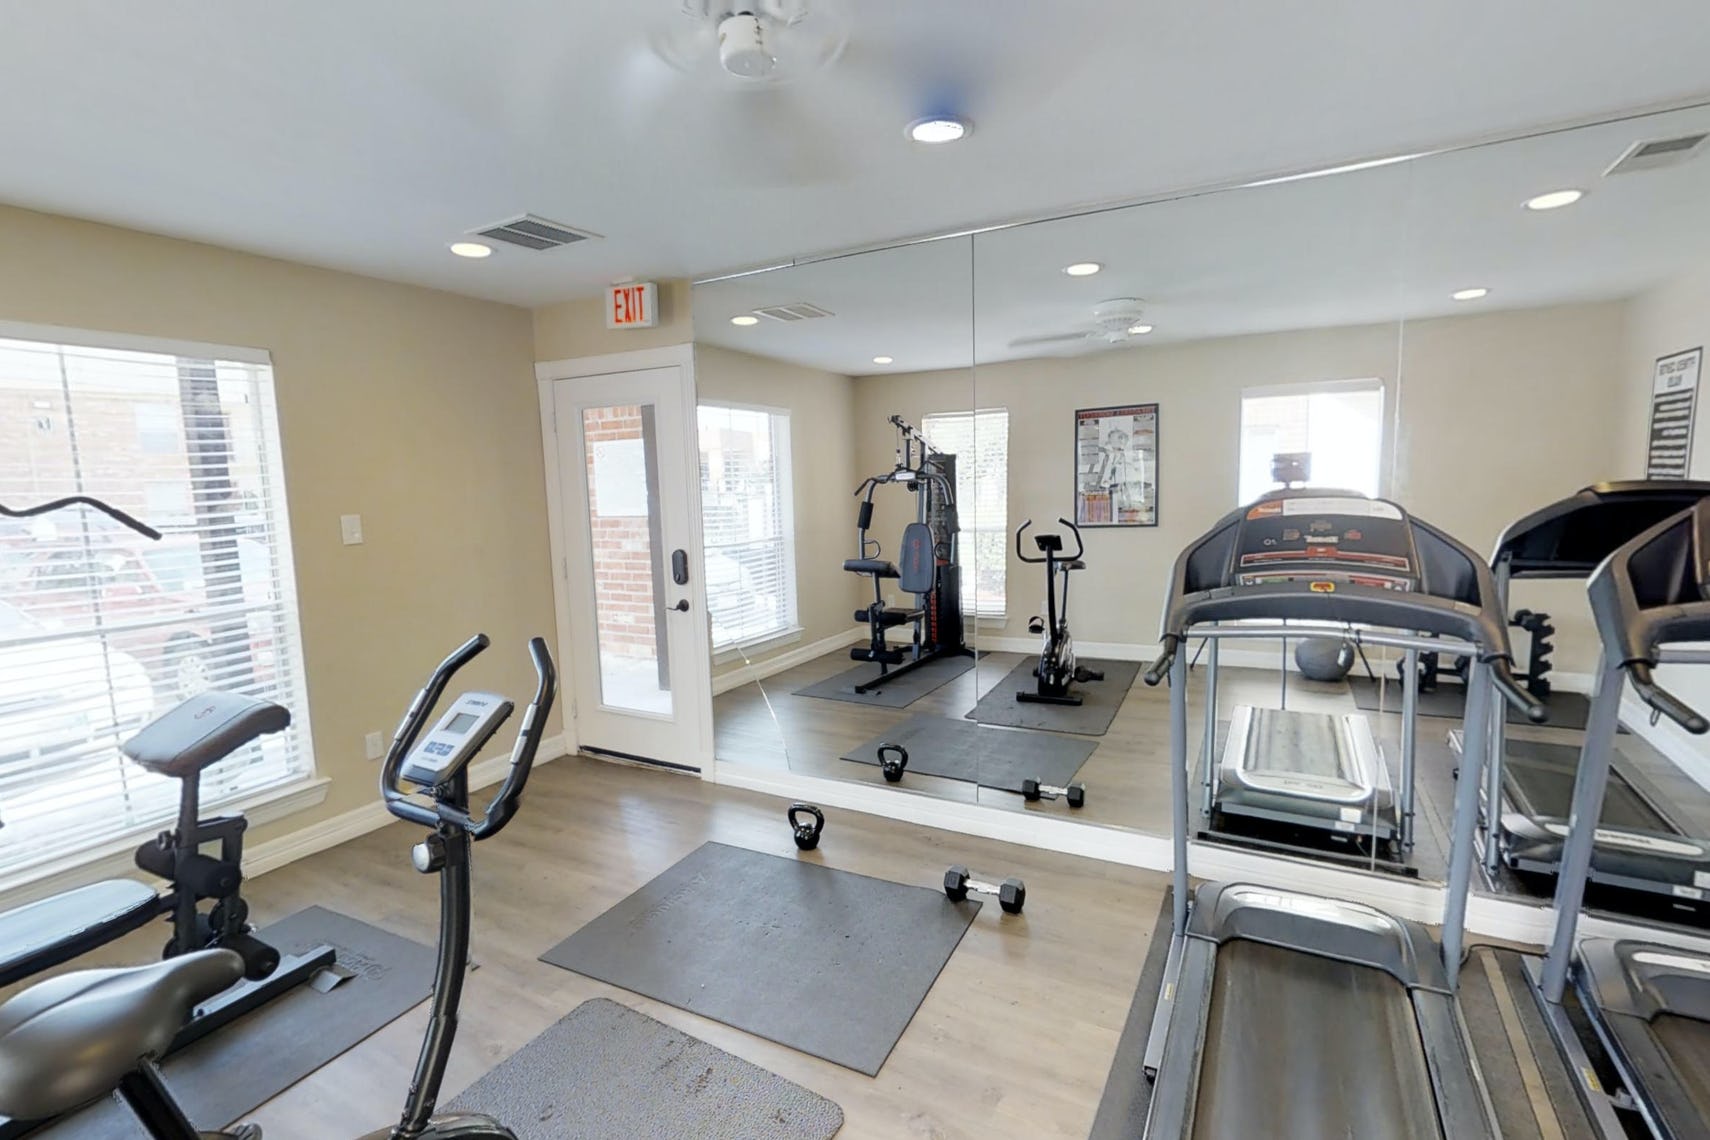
left=1201, top=490, right=1425, bottom=870
left=1530, top=497, right=1710, bottom=1140
left=1459, top=482, right=1710, bottom=902
left=1140, top=490, right=1543, bottom=1139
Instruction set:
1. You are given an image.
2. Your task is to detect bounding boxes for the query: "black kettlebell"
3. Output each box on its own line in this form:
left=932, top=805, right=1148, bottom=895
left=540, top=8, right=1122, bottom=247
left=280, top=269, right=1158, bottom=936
left=877, top=742, right=908, bottom=783
left=788, top=803, right=825, bottom=851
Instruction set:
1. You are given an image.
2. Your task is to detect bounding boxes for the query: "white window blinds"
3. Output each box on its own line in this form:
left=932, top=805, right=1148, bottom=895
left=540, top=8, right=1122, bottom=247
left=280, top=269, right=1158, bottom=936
left=922, top=408, right=1009, bottom=619
left=697, top=404, right=797, bottom=650
left=0, top=331, right=312, bottom=881
left=1238, top=381, right=1385, bottom=504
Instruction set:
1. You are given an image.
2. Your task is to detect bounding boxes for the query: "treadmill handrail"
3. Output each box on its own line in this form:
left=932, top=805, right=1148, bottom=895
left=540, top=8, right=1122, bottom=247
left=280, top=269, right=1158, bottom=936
left=1587, top=500, right=1710, bottom=735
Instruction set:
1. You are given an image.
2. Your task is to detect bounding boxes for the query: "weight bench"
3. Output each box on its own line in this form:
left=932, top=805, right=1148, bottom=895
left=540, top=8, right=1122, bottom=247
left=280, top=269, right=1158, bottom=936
left=0, top=692, right=338, bottom=1062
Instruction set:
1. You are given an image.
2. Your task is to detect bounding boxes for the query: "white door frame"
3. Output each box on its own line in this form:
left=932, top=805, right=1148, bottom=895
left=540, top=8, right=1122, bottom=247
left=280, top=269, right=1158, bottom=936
left=536, top=343, right=715, bottom=777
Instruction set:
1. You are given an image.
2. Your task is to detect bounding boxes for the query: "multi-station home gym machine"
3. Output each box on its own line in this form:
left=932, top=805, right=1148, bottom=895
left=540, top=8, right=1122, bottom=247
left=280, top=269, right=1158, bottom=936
left=842, top=415, right=972, bottom=694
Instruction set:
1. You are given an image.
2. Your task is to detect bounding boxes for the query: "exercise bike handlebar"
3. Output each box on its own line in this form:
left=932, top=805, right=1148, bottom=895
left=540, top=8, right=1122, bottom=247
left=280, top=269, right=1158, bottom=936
left=1015, top=518, right=1085, bottom=564
left=380, top=634, right=558, bottom=838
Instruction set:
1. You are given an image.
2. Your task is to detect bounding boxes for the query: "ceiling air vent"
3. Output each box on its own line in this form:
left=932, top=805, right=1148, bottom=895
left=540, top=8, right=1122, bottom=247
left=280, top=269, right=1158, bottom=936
left=473, top=215, right=600, bottom=252
left=752, top=302, right=834, bottom=322
left=1605, top=133, right=1710, bottom=176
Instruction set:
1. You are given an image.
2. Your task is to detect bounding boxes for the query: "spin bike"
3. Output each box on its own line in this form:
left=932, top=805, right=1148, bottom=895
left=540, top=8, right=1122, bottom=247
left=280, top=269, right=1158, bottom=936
left=0, top=633, right=555, bottom=1140
left=1015, top=518, right=1102, bottom=706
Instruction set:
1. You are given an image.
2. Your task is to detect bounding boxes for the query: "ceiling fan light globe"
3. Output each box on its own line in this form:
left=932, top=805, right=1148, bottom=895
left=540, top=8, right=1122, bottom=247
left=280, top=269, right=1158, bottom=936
left=718, top=13, right=776, bottom=78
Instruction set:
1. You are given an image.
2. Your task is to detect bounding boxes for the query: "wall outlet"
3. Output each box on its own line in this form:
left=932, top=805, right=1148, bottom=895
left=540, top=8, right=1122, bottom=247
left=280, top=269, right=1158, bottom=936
left=364, top=731, right=384, bottom=761
left=341, top=514, right=364, bottom=545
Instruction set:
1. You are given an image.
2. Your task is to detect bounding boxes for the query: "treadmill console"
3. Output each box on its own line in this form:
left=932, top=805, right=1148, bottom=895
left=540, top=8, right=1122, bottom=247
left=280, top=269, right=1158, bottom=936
left=1230, top=495, right=1420, bottom=592
left=399, top=691, right=513, bottom=788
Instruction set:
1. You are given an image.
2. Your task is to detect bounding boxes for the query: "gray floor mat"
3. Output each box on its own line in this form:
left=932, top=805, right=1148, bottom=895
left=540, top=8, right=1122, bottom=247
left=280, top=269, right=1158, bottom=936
left=1088, top=891, right=1175, bottom=1140
left=839, top=713, right=1096, bottom=795
left=1347, top=675, right=1594, bottom=729
left=539, top=842, right=978, bottom=1076
left=792, top=652, right=977, bottom=709
left=447, top=998, right=844, bottom=1140
left=964, top=657, right=1141, bottom=736
left=31, top=906, right=434, bottom=1139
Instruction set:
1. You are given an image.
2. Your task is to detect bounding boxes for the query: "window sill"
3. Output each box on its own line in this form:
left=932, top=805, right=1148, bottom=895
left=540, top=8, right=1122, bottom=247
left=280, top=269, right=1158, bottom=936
left=713, top=626, right=805, bottom=666
left=0, top=776, right=331, bottom=911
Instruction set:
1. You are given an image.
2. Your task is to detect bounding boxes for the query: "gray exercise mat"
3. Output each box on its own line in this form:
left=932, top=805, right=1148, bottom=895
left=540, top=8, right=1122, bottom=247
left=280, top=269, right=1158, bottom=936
left=32, top=906, right=434, bottom=1139
left=1347, top=674, right=1595, bottom=729
left=1088, top=891, right=1174, bottom=1140
left=964, top=657, right=1140, bottom=736
left=840, top=713, right=1096, bottom=794
left=446, top=998, right=844, bottom=1139
left=539, top=842, right=978, bottom=1076
left=793, top=652, right=977, bottom=709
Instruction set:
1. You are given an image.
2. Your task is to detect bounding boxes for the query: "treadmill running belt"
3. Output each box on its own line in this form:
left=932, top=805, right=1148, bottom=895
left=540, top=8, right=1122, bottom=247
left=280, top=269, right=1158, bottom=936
left=1507, top=745, right=1671, bottom=833
left=1649, top=1014, right=1710, bottom=1132
left=1192, top=941, right=1438, bottom=1140
left=1244, top=709, right=1354, bottom=781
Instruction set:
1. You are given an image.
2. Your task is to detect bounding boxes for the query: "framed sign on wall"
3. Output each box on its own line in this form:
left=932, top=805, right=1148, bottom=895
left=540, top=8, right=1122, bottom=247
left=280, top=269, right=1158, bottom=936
left=1647, top=347, right=1703, bottom=479
left=1074, top=403, right=1158, bottom=527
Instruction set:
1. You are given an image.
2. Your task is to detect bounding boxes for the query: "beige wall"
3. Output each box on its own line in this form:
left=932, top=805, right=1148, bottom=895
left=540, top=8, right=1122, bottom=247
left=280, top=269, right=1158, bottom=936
left=852, top=301, right=1627, bottom=672
left=0, top=204, right=556, bottom=848
left=1618, top=262, right=1710, bottom=783
left=533, top=279, right=693, bottom=361
left=695, top=345, right=862, bottom=680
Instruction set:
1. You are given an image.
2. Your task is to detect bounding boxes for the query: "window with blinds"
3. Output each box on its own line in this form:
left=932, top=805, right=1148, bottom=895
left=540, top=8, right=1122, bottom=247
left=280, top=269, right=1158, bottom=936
left=697, top=404, right=797, bottom=651
left=0, top=329, right=312, bottom=880
left=922, top=408, right=1009, bottom=619
left=1238, top=380, right=1385, bottom=504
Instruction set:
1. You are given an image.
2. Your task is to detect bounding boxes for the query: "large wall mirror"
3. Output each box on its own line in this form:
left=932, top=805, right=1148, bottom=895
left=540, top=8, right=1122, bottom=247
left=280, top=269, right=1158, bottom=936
left=692, top=237, right=980, bottom=790
left=692, top=101, right=1710, bottom=927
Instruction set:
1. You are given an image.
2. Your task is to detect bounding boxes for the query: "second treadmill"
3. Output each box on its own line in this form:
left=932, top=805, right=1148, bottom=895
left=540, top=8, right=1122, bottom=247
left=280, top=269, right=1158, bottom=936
left=1473, top=482, right=1710, bottom=903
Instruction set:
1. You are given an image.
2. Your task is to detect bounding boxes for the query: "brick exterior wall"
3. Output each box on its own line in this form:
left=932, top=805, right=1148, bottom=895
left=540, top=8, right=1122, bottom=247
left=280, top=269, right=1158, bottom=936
left=583, top=405, right=658, bottom=660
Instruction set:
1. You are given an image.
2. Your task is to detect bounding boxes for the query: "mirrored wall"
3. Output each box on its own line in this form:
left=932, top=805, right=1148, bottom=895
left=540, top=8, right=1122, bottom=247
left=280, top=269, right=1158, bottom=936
left=694, top=102, right=1710, bottom=926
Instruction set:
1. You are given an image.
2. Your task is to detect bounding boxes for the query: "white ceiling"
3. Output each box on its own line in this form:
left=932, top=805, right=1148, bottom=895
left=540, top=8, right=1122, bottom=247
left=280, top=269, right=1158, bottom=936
left=696, top=104, right=1710, bottom=375
left=2, top=3, right=1709, bottom=307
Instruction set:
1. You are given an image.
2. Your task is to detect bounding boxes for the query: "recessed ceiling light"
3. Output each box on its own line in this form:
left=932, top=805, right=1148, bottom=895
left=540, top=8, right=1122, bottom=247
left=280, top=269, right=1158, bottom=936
left=1063, top=262, right=1102, bottom=277
left=872, top=356, right=894, bottom=365
left=448, top=241, right=492, bottom=259
left=1451, top=287, right=1489, bottom=301
left=1524, top=189, right=1584, bottom=211
left=729, top=315, right=760, bottom=326
left=906, top=116, right=971, bottom=144
left=1128, top=324, right=1154, bottom=335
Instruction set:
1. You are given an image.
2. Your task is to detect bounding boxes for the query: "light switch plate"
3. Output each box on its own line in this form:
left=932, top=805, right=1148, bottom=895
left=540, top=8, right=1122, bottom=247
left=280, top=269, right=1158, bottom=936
left=340, top=514, right=364, bottom=545
left=364, top=731, right=384, bottom=761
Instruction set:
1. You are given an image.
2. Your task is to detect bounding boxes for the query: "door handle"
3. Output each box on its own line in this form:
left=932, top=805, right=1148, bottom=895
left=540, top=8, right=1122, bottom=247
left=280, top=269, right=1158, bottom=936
left=670, top=599, right=690, bottom=612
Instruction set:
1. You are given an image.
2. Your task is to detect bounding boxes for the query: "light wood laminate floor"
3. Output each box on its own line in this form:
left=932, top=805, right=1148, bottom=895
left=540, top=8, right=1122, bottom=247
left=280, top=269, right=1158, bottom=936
left=9, top=756, right=1168, bottom=1139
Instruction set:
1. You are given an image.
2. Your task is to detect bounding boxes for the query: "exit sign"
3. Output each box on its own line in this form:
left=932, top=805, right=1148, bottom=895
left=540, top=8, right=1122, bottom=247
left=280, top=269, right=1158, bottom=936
left=605, top=282, right=659, bottom=329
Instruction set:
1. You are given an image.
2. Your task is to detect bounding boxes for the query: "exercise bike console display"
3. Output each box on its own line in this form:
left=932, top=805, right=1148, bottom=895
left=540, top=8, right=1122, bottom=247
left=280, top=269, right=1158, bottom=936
left=398, top=692, right=513, bottom=787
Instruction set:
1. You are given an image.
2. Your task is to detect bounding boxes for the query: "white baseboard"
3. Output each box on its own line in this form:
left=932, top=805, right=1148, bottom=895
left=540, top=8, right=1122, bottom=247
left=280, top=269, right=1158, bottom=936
left=712, top=629, right=864, bottom=695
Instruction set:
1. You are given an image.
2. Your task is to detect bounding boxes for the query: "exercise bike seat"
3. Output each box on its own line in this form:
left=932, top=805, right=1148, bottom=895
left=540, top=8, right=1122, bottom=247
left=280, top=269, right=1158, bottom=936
left=843, top=558, right=899, bottom=578
left=123, top=691, right=291, bottom=778
left=0, top=949, right=244, bottom=1121
left=0, top=879, right=161, bottom=987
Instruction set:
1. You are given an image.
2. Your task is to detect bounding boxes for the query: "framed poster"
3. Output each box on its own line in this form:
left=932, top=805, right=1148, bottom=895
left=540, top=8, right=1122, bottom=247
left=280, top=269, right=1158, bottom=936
left=1647, top=347, right=1703, bottom=479
left=1075, top=403, right=1158, bottom=527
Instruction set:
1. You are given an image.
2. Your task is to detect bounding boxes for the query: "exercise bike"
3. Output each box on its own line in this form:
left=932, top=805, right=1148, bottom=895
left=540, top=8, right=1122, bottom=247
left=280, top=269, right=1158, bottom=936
left=0, top=633, right=555, bottom=1140
left=1016, top=518, right=1102, bottom=707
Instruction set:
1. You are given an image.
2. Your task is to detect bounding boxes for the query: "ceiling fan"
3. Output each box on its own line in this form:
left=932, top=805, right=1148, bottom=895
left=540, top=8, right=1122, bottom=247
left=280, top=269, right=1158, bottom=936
left=619, top=1, right=1084, bottom=186
left=1010, top=299, right=1152, bottom=351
